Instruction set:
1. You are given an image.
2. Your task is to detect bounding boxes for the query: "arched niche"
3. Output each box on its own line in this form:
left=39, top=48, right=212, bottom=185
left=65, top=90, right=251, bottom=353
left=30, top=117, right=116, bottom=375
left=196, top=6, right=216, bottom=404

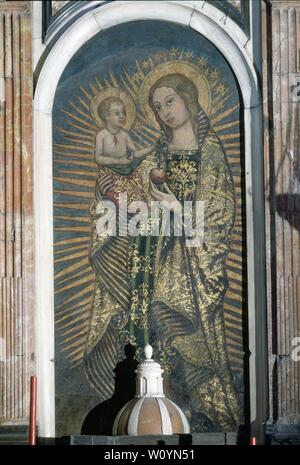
left=33, top=1, right=266, bottom=441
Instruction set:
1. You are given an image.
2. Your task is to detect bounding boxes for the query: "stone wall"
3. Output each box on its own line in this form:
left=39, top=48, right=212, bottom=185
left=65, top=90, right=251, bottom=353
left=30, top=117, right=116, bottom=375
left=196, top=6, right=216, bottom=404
left=0, top=1, right=34, bottom=431
left=262, top=0, right=300, bottom=443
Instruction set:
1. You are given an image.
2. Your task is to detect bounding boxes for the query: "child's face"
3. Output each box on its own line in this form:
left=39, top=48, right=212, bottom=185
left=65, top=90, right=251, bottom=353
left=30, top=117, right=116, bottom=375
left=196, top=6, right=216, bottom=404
left=106, top=103, right=126, bottom=129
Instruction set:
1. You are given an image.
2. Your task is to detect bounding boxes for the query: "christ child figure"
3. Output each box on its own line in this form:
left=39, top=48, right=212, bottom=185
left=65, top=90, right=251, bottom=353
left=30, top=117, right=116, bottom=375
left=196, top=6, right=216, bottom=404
left=95, top=96, right=153, bottom=166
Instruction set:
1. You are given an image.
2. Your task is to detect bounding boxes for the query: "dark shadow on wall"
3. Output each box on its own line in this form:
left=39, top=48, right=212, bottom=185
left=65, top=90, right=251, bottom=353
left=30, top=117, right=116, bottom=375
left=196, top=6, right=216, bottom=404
left=80, top=344, right=138, bottom=435
left=238, top=92, right=251, bottom=445
left=276, top=194, right=300, bottom=233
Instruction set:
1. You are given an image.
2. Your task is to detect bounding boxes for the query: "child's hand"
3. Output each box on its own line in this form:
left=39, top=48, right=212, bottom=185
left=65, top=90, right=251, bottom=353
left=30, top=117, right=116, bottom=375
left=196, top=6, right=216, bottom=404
left=118, top=157, right=132, bottom=165
left=133, top=152, right=146, bottom=159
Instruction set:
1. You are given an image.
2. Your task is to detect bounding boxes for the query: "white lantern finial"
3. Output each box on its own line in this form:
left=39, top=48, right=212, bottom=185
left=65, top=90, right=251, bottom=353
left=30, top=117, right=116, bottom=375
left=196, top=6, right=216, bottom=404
left=112, top=343, right=191, bottom=436
left=144, top=344, right=153, bottom=360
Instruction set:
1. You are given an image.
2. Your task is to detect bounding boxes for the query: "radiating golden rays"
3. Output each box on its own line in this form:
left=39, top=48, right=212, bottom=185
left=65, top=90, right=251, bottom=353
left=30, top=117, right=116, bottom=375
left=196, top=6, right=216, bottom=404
left=54, top=189, right=94, bottom=199
left=210, top=104, right=240, bottom=126
left=55, top=257, right=90, bottom=281
left=53, top=202, right=91, bottom=210
left=53, top=51, right=245, bottom=369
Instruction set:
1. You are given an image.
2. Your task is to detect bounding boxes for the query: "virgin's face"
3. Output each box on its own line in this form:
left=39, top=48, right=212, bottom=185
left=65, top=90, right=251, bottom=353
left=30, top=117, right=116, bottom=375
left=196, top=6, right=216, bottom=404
left=152, top=87, right=190, bottom=130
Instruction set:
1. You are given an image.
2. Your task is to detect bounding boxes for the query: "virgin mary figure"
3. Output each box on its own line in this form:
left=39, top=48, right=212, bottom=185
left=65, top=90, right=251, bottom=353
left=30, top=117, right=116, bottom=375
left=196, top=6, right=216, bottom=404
left=84, top=70, right=242, bottom=433
left=147, top=73, right=241, bottom=431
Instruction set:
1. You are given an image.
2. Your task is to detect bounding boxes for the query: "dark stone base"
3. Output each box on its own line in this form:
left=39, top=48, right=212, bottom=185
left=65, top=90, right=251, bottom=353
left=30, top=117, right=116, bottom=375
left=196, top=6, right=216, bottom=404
left=0, top=425, right=29, bottom=445
left=266, top=422, right=300, bottom=445
left=266, top=431, right=300, bottom=446
left=266, top=433, right=300, bottom=445
left=56, top=433, right=237, bottom=445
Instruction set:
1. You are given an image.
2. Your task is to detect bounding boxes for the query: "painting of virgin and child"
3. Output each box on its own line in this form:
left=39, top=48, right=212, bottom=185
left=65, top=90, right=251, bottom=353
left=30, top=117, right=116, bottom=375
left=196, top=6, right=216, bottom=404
left=53, top=21, right=245, bottom=434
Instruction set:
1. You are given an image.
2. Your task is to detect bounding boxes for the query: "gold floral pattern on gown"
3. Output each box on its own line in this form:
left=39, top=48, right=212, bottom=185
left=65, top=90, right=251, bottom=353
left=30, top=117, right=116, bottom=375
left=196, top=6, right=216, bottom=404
left=151, top=133, right=241, bottom=431
left=165, top=150, right=199, bottom=201
left=84, top=131, right=241, bottom=431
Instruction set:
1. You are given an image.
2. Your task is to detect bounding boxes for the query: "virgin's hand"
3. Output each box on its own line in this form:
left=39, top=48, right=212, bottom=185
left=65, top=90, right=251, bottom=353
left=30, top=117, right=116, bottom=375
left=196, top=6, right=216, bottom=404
left=150, top=180, right=175, bottom=202
left=150, top=180, right=181, bottom=213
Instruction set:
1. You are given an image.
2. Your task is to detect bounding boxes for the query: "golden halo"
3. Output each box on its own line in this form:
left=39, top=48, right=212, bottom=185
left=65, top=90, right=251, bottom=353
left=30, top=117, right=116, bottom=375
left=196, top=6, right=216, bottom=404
left=90, top=87, right=136, bottom=130
left=140, top=61, right=212, bottom=128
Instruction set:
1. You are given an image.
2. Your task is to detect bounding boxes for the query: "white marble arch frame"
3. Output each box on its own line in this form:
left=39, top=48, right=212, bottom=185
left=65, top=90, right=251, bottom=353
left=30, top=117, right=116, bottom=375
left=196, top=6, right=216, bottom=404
left=34, top=1, right=266, bottom=440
